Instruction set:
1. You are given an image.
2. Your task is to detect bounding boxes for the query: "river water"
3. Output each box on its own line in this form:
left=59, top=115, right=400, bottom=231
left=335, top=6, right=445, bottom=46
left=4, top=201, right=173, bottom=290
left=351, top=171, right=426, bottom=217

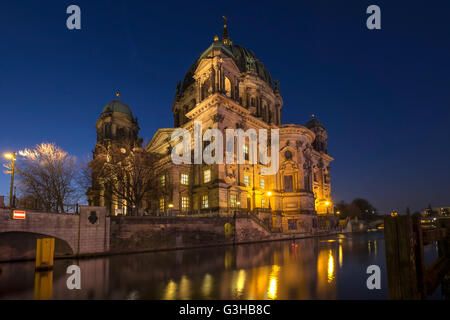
left=0, top=231, right=443, bottom=299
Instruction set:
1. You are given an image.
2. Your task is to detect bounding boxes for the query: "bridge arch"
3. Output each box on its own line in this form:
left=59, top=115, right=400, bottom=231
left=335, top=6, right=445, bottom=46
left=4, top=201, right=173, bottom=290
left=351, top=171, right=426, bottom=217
left=0, top=231, right=73, bottom=261
left=0, top=206, right=109, bottom=262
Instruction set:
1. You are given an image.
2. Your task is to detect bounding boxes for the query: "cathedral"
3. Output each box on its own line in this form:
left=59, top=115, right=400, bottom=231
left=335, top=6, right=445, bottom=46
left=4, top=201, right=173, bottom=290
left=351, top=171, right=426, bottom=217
left=89, top=21, right=334, bottom=232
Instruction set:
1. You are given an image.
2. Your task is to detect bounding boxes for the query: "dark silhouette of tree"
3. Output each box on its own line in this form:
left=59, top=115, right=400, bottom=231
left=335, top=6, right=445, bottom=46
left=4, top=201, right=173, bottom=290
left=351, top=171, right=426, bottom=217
left=351, top=198, right=376, bottom=218
left=334, top=198, right=379, bottom=220
left=89, top=144, right=161, bottom=216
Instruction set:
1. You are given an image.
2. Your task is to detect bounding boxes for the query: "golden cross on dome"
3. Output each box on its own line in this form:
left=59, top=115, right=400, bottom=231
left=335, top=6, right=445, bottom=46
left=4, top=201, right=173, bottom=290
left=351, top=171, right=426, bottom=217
left=311, top=113, right=315, bottom=119
left=116, top=91, right=120, bottom=100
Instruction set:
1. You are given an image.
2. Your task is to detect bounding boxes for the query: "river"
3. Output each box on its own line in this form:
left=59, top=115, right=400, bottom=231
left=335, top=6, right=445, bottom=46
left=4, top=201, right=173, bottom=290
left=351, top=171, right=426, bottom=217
left=0, top=231, right=443, bottom=299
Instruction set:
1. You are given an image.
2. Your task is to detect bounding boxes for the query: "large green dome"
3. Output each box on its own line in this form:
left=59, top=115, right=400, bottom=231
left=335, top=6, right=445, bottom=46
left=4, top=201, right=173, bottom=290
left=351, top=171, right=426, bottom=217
left=180, top=42, right=274, bottom=94
left=102, top=100, right=133, bottom=118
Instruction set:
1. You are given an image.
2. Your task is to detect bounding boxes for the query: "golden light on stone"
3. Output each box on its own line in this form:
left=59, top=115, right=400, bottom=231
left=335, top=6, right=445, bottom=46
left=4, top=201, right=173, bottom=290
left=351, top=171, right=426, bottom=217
left=266, top=191, right=272, bottom=197
left=214, top=35, right=219, bottom=41
left=325, top=201, right=330, bottom=206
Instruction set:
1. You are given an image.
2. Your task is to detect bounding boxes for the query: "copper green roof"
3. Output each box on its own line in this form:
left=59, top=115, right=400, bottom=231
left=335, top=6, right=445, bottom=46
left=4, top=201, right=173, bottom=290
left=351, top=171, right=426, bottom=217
left=180, top=42, right=274, bottom=94
left=102, top=100, right=133, bottom=118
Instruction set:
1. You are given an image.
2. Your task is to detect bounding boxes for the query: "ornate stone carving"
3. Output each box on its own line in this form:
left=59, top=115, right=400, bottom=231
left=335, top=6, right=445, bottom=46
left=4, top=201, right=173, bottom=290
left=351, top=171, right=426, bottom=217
left=212, top=113, right=225, bottom=123
left=224, top=165, right=236, bottom=184
left=245, top=56, right=256, bottom=71
left=236, top=120, right=246, bottom=130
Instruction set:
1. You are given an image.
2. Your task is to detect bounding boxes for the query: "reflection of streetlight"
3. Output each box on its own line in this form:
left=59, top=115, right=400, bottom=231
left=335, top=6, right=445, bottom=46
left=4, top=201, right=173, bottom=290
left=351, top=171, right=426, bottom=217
left=4, top=152, right=16, bottom=208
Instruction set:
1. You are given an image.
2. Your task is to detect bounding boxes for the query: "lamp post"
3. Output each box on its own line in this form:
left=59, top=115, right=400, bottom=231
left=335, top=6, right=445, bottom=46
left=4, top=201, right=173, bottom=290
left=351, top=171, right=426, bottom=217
left=325, top=201, right=330, bottom=214
left=266, top=191, right=272, bottom=210
left=4, top=152, right=16, bottom=209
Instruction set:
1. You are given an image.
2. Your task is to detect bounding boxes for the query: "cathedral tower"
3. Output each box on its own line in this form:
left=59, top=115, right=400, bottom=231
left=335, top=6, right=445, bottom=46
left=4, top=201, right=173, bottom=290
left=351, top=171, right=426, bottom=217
left=88, top=93, right=143, bottom=215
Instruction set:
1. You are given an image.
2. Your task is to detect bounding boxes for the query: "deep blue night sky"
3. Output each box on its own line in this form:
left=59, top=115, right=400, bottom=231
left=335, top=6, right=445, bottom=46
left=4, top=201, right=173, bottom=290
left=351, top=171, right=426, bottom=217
left=0, top=0, right=449, bottom=213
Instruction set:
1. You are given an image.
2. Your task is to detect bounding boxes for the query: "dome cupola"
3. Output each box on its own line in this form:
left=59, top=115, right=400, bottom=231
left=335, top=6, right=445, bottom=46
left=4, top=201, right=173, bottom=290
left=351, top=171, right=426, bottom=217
left=102, top=92, right=133, bottom=119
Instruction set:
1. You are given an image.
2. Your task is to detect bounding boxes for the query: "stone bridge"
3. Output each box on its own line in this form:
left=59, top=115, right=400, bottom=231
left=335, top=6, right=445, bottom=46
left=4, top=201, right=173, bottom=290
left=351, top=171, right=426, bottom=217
left=0, top=206, right=109, bottom=262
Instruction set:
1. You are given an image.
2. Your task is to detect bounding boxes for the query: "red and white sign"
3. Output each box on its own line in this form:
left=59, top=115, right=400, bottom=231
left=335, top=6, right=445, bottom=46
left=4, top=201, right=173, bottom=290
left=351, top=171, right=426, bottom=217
left=13, top=210, right=26, bottom=220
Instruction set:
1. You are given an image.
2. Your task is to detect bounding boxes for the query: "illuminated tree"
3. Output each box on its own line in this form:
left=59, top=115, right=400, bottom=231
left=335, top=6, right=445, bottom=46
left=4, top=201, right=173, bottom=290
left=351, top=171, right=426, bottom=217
left=16, top=143, right=79, bottom=213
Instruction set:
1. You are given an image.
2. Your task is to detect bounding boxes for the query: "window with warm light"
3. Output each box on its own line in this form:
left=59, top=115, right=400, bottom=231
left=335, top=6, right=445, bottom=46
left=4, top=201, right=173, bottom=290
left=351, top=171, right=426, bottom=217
left=161, top=175, right=165, bottom=187
left=203, top=169, right=211, bottom=183
left=181, top=197, right=189, bottom=212
left=202, top=195, right=209, bottom=208
left=230, top=194, right=237, bottom=207
left=159, top=198, right=165, bottom=212
left=260, top=178, right=265, bottom=189
left=244, top=175, right=250, bottom=187
left=261, top=199, right=266, bottom=208
left=181, top=173, right=189, bottom=185
left=225, top=76, right=232, bottom=97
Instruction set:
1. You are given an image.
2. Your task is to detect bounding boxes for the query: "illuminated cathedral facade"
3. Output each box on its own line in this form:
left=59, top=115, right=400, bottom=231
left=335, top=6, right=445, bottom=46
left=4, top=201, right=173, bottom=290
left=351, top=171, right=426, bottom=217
left=89, top=21, right=334, bottom=232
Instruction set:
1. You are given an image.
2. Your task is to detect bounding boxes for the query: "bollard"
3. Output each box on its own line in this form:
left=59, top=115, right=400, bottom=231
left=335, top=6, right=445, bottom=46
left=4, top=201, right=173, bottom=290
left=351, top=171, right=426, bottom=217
left=35, top=238, right=55, bottom=271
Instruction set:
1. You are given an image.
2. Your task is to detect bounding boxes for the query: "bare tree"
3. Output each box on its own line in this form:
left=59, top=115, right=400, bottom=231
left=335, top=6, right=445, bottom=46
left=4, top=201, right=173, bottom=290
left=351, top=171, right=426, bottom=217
left=77, top=155, right=93, bottom=196
left=90, top=144, right=161, bottom=216
left=16, top=143, right=79, bottom=213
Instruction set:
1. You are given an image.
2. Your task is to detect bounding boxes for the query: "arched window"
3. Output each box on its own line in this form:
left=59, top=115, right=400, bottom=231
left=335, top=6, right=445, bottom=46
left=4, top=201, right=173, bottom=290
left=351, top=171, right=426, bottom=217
left=201, top=76, right=213, bottom=101
left=225, top=76, right=232, bottom=97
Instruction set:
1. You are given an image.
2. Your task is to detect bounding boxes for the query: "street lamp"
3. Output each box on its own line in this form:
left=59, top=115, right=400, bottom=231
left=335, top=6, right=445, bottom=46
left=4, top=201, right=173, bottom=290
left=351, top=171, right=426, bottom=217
left=325, top=201, right=330, bottom=214
left=266, top=191, right=272, bottom=210
left=4, top=152, right=16, bottom=209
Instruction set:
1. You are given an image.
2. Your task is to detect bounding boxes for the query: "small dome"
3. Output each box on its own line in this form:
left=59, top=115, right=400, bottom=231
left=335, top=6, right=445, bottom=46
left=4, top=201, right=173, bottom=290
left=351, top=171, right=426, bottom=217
left=102, top=100, right=133, bottom=118
left=305, top=118, right=325, bottom=130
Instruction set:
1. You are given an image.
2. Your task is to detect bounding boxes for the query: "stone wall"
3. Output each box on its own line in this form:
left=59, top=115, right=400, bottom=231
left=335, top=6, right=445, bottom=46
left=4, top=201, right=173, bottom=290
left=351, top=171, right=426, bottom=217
left=110, top=215, right=339, bottom=254
left=109, top=216, right=236, bottom=253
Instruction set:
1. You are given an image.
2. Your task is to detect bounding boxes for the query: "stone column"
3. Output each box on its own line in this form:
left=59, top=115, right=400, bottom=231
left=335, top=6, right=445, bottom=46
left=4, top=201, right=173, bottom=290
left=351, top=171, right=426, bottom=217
left=196, top=79, right=201, bottom=102
left=211, top=68, right=216, bottom=93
